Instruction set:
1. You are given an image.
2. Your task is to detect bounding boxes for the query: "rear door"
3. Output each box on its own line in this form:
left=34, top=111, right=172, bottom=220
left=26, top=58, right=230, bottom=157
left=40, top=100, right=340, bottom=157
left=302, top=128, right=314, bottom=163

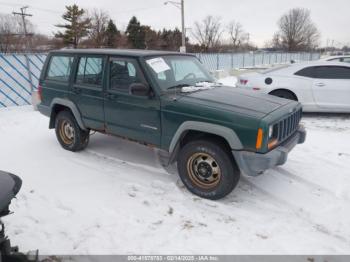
left=41, top=54, right=74, bottom=107
left=104, top=57, right=161, bottom=146
left=311, top=66, right=350, bottom=110
left=70, top=55, right=106, bottom=131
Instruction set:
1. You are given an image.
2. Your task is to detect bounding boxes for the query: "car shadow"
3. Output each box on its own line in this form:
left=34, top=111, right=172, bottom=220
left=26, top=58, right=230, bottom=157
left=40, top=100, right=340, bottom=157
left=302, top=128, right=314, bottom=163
left=303, top=112, right=350, bottom=118
left=86, top=132, right=180, bottom=177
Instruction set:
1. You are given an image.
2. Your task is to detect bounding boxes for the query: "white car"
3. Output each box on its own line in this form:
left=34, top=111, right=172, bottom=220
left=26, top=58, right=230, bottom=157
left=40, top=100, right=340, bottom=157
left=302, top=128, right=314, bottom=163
left=236, top=61, right=350, bottom=113
left=320, top=56, right=350, bottom=63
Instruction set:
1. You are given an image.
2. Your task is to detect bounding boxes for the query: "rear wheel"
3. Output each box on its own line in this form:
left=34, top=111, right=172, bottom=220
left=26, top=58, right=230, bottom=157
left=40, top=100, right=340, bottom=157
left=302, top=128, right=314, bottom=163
left=270, top=90, right=297, bottom=101
left=177, top=140, right=240, bottom=200
left=55, top=110, right=89, bottom=152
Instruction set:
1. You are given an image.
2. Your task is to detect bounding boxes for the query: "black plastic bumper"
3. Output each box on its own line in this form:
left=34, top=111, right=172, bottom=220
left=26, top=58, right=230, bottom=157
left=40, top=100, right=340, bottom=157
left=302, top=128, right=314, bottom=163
left=233, top=126, right=306, bottom=177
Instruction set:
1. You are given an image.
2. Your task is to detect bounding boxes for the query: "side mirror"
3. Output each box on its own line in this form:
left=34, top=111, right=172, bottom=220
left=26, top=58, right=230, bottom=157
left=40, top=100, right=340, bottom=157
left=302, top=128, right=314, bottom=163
left=129, top=83, right=150, bottom=96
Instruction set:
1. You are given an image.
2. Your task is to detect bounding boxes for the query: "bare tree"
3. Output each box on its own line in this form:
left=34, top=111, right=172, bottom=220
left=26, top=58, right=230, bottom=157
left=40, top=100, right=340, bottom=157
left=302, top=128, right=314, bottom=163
left=88, top=9, right=109, bottom=48
left=192, top=16, right=223, bottom=51
left=0, top=13, right=34, bottom=52
left=275, top=8, right=320, bottom=51
left=227, top=20, right=247, bottom=50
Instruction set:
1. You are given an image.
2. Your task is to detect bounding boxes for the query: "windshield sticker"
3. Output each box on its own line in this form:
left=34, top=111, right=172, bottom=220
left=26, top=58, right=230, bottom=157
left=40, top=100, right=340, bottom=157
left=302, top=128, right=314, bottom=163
left=146, top=57, right=171, bottom=74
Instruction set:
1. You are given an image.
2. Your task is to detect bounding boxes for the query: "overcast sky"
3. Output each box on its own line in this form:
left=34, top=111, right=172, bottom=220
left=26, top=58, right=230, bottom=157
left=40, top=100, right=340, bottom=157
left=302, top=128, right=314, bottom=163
left=1, top=0, right=349, bottom=47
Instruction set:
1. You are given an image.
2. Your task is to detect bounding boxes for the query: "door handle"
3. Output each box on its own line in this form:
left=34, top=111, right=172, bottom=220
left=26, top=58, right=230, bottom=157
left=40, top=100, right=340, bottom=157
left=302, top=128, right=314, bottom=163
left=315, top=83, right=325, bottom=87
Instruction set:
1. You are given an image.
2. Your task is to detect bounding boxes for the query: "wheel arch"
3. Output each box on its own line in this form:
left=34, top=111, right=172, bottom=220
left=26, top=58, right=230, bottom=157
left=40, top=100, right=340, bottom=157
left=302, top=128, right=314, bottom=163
left=168, top=121, right=243, bottom=164
left=269, top=88, right=299, bottom=101
left=49, top=98, right=86, bottom=130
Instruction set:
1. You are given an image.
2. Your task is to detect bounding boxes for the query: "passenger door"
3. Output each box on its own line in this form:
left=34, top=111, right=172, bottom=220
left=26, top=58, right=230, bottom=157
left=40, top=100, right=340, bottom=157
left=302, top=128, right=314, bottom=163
left=70, top=55, right=106, bottom=130
left=311, top=66, right=350, bottom=110
left=104, top=57, right=161, bottom=146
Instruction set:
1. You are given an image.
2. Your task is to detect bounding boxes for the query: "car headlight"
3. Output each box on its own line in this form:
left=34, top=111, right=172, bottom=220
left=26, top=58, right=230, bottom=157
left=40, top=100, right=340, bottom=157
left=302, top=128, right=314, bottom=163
left=268, top=125, right=274, bottom=139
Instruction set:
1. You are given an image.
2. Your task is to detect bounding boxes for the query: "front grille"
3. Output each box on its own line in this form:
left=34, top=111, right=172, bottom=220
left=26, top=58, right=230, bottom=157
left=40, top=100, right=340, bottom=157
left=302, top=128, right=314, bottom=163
left=275, top=108, right=302, bottom=142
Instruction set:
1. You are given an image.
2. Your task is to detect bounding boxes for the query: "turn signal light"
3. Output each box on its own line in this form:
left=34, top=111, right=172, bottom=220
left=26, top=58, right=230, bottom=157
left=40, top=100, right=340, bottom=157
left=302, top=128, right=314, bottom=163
left=256, top=128, right=263, bottom=150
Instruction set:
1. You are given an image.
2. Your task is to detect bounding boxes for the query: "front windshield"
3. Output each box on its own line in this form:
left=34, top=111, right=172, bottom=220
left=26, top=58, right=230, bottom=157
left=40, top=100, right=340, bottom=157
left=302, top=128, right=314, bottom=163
left=145, top=55, right=217, bottom=92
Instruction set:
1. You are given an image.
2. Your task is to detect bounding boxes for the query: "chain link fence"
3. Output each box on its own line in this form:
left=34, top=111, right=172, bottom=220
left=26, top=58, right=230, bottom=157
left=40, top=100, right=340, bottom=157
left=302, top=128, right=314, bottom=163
left=195, top=52, right=321, bottom=71
left=0, top=51, right=320, bottom=108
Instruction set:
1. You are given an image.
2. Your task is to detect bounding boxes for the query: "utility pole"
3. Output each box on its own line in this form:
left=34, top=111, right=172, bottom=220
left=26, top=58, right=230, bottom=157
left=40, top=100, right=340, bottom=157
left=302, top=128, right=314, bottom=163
left=13, top=6, right=35, bottom=96
left=180, top=0, right=186, bottom=53
left=164, top=0, right=186, bottom=53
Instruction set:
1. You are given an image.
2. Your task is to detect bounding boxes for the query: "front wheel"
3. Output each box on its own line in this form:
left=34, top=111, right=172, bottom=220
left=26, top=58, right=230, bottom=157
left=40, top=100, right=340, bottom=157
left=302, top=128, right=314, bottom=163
left=55, top=110, right=90, bottom=152
left=177, top=140, right=240, bottom=200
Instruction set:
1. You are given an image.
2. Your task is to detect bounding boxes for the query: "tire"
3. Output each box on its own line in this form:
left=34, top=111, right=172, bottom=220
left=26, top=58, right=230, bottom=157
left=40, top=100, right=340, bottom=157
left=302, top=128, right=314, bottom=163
left=177, top=139, right=240, bottom=200
left=270, top=90, right=297, bottom=101
left=55, top=110, right=90, bottom=152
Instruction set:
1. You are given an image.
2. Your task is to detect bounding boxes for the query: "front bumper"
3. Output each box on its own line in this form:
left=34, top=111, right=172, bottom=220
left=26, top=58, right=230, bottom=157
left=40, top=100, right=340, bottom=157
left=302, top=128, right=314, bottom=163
left=232, top=126, right=306, bottom=177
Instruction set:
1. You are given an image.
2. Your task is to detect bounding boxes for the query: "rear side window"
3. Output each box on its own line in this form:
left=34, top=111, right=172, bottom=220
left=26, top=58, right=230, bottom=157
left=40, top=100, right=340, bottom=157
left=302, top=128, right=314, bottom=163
left=46, top=56, right=74, bottom=82
left=76, top=57, right=104, bottom=86
left=314, top=66, right=350, bottom=79
left=295, top=67, right=315, bottom=78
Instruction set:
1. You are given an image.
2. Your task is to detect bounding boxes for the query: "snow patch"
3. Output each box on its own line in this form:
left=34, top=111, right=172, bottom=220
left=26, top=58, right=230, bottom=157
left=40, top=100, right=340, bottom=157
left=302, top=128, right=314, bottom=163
left=1, top=106, right=350, bottom=255
left=181, top=82, right=221, bottom=93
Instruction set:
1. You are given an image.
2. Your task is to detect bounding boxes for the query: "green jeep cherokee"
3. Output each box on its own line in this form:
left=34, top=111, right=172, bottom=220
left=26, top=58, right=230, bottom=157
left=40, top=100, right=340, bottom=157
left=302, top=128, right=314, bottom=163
left=37, top=49, right=306, bottom=200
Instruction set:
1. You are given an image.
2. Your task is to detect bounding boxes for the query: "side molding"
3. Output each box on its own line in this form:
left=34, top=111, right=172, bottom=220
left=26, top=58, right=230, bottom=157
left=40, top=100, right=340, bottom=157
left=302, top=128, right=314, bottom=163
left=169, top=121, right=243, bottom=153
left=50, top=98, right=87, bottom=130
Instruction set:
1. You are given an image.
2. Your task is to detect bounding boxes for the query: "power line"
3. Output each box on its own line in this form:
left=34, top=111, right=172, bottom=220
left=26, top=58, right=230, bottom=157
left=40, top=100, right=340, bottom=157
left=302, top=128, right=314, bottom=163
left=113, top=5, right=165, bottom=15
left=0, top=2, right=163, bottom=15
left=0, top=2, right=61, bottom=14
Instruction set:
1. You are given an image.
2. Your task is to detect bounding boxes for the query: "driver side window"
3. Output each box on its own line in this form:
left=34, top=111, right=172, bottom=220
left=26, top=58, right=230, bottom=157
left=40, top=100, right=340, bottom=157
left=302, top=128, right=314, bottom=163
left=109, top=58, right=145, bottom=92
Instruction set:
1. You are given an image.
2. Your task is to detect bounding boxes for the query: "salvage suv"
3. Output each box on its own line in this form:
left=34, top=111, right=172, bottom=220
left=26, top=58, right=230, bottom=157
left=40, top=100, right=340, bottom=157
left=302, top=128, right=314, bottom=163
left=37, top=49, right=306, bottom=200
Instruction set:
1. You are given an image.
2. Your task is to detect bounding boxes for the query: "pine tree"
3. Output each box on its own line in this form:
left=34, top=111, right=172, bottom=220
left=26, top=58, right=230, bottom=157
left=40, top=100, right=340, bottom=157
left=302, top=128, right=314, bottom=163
left=125, top=16, right=146, bottom=49
left=55, top=4, right=91, bottom=48
left=105, top=19, right=120, bottom=48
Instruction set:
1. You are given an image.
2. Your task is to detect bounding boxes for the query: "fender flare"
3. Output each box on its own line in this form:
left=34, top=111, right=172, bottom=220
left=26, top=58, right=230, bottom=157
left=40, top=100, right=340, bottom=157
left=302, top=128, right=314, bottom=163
left=169, top=121, right=243, bottom=154
left=49, top=98, right=87, bottom=130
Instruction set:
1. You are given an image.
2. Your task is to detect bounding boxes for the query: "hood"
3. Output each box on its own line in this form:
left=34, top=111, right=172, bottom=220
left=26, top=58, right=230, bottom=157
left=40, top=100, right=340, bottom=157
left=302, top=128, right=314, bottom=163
left=177, top=86, right=293, bottom=118
left=0, top=171, right=22, bottom=216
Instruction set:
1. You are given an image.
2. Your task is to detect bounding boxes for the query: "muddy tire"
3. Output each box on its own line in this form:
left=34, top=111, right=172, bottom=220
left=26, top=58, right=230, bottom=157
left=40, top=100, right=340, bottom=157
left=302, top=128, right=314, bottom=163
left=55, top=110, right=89, bottom=152
left=177, top=139, right=240, bottom=200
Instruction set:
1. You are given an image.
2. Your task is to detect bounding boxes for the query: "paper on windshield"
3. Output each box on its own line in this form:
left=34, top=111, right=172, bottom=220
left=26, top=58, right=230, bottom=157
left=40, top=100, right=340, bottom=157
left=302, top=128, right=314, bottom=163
left=146, top=57, right=171, bottom=74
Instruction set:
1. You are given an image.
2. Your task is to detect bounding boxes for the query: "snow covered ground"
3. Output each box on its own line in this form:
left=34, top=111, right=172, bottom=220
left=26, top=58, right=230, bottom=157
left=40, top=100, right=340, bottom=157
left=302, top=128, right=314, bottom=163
left=1, top=106, right=350, bottom=255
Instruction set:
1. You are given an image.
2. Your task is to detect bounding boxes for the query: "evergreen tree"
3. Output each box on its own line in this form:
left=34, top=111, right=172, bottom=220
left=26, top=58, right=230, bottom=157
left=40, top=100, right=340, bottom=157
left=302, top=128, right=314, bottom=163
left=55, top=4, right=91, bottom=48
left=105, top=19, right=120, bottom=48
left=160, top=28, right=182, bottom=51
left=125, top=16, right=146, bottom=49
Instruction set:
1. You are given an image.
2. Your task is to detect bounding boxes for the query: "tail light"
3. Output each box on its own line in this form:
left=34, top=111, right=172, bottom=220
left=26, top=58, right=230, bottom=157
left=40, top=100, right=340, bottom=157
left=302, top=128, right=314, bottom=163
left=37, top=84, right=43, bottom=101
left=239, top=79, right=248, bottom=85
